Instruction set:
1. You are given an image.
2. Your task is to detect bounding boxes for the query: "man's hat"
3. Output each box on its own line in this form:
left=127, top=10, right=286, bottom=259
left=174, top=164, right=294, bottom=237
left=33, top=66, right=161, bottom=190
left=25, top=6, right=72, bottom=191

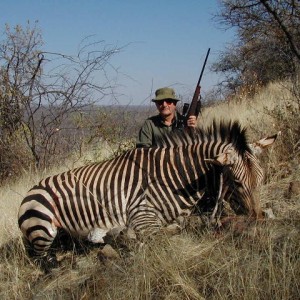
left=152, top=87, right=180, bottom=102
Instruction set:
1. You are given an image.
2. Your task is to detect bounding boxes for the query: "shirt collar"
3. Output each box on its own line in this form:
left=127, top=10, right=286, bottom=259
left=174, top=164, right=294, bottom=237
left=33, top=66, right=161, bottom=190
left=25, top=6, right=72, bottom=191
left=159, top=111, right=179, bottom=127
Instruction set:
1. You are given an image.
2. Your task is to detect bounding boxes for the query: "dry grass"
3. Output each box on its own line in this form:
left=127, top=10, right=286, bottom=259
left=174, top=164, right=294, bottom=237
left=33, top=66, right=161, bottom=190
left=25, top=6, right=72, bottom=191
left=0, top=81, right=299, bottom=299
left=201, top=81, right=298, bottom=139
left=1, top=221, right=299, bottom=299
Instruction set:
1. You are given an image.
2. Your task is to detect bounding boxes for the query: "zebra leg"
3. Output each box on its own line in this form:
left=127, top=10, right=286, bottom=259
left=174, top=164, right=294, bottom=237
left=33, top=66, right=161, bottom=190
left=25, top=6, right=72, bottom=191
left=20, top=219, right=60, bottom=272
left=87, top=228, right=110, bottom=244
left=128, top=212, right=163, bottom=239
left=164, top=222, right=182, bottom=235
left=87, top=226, right=131, bottom=244
left=18, top=189, right=64, bottom=271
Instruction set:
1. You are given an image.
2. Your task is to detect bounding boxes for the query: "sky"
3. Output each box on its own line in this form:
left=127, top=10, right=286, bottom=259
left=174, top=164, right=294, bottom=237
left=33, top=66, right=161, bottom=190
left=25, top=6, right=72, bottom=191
left=0, top=0, right=235, bottom=106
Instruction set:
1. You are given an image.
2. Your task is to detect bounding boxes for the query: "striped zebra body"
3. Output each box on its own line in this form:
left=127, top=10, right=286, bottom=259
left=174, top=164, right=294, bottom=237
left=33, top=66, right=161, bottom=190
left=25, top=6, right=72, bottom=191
left=18, top=120, right=277, bottom=265
left=19, top=146, right=205, bottom=250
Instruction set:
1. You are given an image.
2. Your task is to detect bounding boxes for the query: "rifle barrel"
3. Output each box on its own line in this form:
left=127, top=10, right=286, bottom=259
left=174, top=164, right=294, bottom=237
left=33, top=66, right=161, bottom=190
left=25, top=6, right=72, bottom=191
left=197, top=48, right=210, bottom=87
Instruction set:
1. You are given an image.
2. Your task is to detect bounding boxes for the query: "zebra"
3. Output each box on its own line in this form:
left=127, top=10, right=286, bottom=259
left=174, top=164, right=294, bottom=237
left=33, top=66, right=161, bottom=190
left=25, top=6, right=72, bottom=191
left=18, top=120, right=277, bottom=268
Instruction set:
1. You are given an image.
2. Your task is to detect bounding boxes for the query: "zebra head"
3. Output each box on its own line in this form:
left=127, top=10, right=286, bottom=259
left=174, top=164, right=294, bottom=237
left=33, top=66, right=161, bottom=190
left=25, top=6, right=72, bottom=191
left=205, top=133, right=278, bottom=219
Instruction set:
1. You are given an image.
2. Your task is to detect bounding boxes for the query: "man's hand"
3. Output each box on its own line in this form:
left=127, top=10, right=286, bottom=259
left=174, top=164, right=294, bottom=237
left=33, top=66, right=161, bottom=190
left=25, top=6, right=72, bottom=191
left=187, top=115, right=197, bottom=128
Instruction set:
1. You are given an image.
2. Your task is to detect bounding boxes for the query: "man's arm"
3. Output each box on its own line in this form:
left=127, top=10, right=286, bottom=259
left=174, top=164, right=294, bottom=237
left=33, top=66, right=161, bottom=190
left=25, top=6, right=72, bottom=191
left=136, top=120, right=153, bottom=148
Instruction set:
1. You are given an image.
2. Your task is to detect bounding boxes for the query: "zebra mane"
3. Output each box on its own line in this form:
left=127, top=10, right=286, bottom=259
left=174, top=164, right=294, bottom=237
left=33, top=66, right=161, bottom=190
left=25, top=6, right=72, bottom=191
left=156, top=119, right=251, bottom=155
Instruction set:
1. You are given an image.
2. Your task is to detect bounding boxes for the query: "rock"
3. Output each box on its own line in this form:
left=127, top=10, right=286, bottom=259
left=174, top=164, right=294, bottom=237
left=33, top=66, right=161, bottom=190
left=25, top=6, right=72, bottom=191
left=97, top=244, right=120, bottom=261
left=262, top=208, right=276, bottom=219
left=286, top=181, right=300, bottom=198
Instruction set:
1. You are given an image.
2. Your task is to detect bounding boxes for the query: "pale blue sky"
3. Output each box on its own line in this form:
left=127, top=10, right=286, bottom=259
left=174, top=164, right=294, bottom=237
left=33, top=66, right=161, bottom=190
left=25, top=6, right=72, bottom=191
left=0, top=0, right=235, bottom=105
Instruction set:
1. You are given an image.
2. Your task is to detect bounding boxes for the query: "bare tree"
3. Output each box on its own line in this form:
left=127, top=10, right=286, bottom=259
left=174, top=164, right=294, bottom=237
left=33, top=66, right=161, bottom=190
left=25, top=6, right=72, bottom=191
left=0, top=22, right=121, bottom=177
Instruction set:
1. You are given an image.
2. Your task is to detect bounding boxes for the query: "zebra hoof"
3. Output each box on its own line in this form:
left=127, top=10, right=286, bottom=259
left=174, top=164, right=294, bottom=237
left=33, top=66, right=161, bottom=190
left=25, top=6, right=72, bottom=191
left=164, top=223, right=182, bottom=235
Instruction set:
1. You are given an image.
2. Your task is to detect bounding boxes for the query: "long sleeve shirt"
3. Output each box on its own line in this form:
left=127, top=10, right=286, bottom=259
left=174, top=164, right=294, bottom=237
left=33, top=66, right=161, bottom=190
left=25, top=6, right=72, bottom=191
left=136, top=112, right=183, bottom=148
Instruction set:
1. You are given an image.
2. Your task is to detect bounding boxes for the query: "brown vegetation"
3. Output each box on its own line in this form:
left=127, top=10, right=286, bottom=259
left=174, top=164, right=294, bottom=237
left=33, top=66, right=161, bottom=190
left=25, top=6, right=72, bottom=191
left=1, top=3, right=300, bottom=296
left=0, top=79, right=299, bottom=299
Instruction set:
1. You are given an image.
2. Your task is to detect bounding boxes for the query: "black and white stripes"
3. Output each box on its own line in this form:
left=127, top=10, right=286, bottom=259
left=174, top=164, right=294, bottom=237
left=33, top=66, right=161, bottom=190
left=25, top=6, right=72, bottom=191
left=18, top=120, right=277, bottom=263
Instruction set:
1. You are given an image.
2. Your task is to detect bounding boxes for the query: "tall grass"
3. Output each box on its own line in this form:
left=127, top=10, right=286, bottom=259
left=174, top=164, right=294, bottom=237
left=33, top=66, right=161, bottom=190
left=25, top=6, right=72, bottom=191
left=0, top=81, right=299, bottom=299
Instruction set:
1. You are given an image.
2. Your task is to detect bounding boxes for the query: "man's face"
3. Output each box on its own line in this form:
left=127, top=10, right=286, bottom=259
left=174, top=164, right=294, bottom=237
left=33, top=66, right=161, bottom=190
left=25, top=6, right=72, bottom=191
left=155, top=99, right=177, bottom=118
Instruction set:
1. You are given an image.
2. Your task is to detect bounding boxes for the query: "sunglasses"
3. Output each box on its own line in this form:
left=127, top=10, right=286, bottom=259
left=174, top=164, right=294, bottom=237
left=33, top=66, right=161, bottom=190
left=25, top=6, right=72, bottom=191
left=154, top=99, right=176, bottom=105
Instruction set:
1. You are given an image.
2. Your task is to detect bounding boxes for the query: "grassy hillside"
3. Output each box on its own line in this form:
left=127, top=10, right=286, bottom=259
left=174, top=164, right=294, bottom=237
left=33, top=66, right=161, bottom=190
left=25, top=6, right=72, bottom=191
left=0, top=81, right=299, bottom=299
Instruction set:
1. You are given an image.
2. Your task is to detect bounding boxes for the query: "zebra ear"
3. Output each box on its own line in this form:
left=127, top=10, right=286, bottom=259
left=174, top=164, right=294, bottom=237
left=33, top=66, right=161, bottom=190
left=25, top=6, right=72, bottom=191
left=205, top=149, right=238, bottom=166
left=249, top=132, right=280, bottom=156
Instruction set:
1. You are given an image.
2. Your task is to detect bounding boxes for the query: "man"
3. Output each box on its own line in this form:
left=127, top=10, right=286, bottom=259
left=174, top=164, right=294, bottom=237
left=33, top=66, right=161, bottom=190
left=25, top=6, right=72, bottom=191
left=136, top=87, right=197, bottom=148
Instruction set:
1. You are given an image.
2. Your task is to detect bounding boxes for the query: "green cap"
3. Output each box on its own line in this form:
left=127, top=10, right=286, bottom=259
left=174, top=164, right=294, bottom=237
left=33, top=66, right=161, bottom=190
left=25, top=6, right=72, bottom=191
left=152, top=87, right=180, bottom=102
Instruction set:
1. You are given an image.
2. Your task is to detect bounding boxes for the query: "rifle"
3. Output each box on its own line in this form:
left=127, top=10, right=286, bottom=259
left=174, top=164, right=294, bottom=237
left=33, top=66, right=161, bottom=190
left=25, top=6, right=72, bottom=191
left=178, top=48, right=210, bottom=129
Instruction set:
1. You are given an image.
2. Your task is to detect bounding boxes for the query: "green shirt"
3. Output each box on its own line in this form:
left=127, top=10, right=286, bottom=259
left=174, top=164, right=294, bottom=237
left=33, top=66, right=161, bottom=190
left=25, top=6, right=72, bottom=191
left=136, top=112, right=183, bottom=148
